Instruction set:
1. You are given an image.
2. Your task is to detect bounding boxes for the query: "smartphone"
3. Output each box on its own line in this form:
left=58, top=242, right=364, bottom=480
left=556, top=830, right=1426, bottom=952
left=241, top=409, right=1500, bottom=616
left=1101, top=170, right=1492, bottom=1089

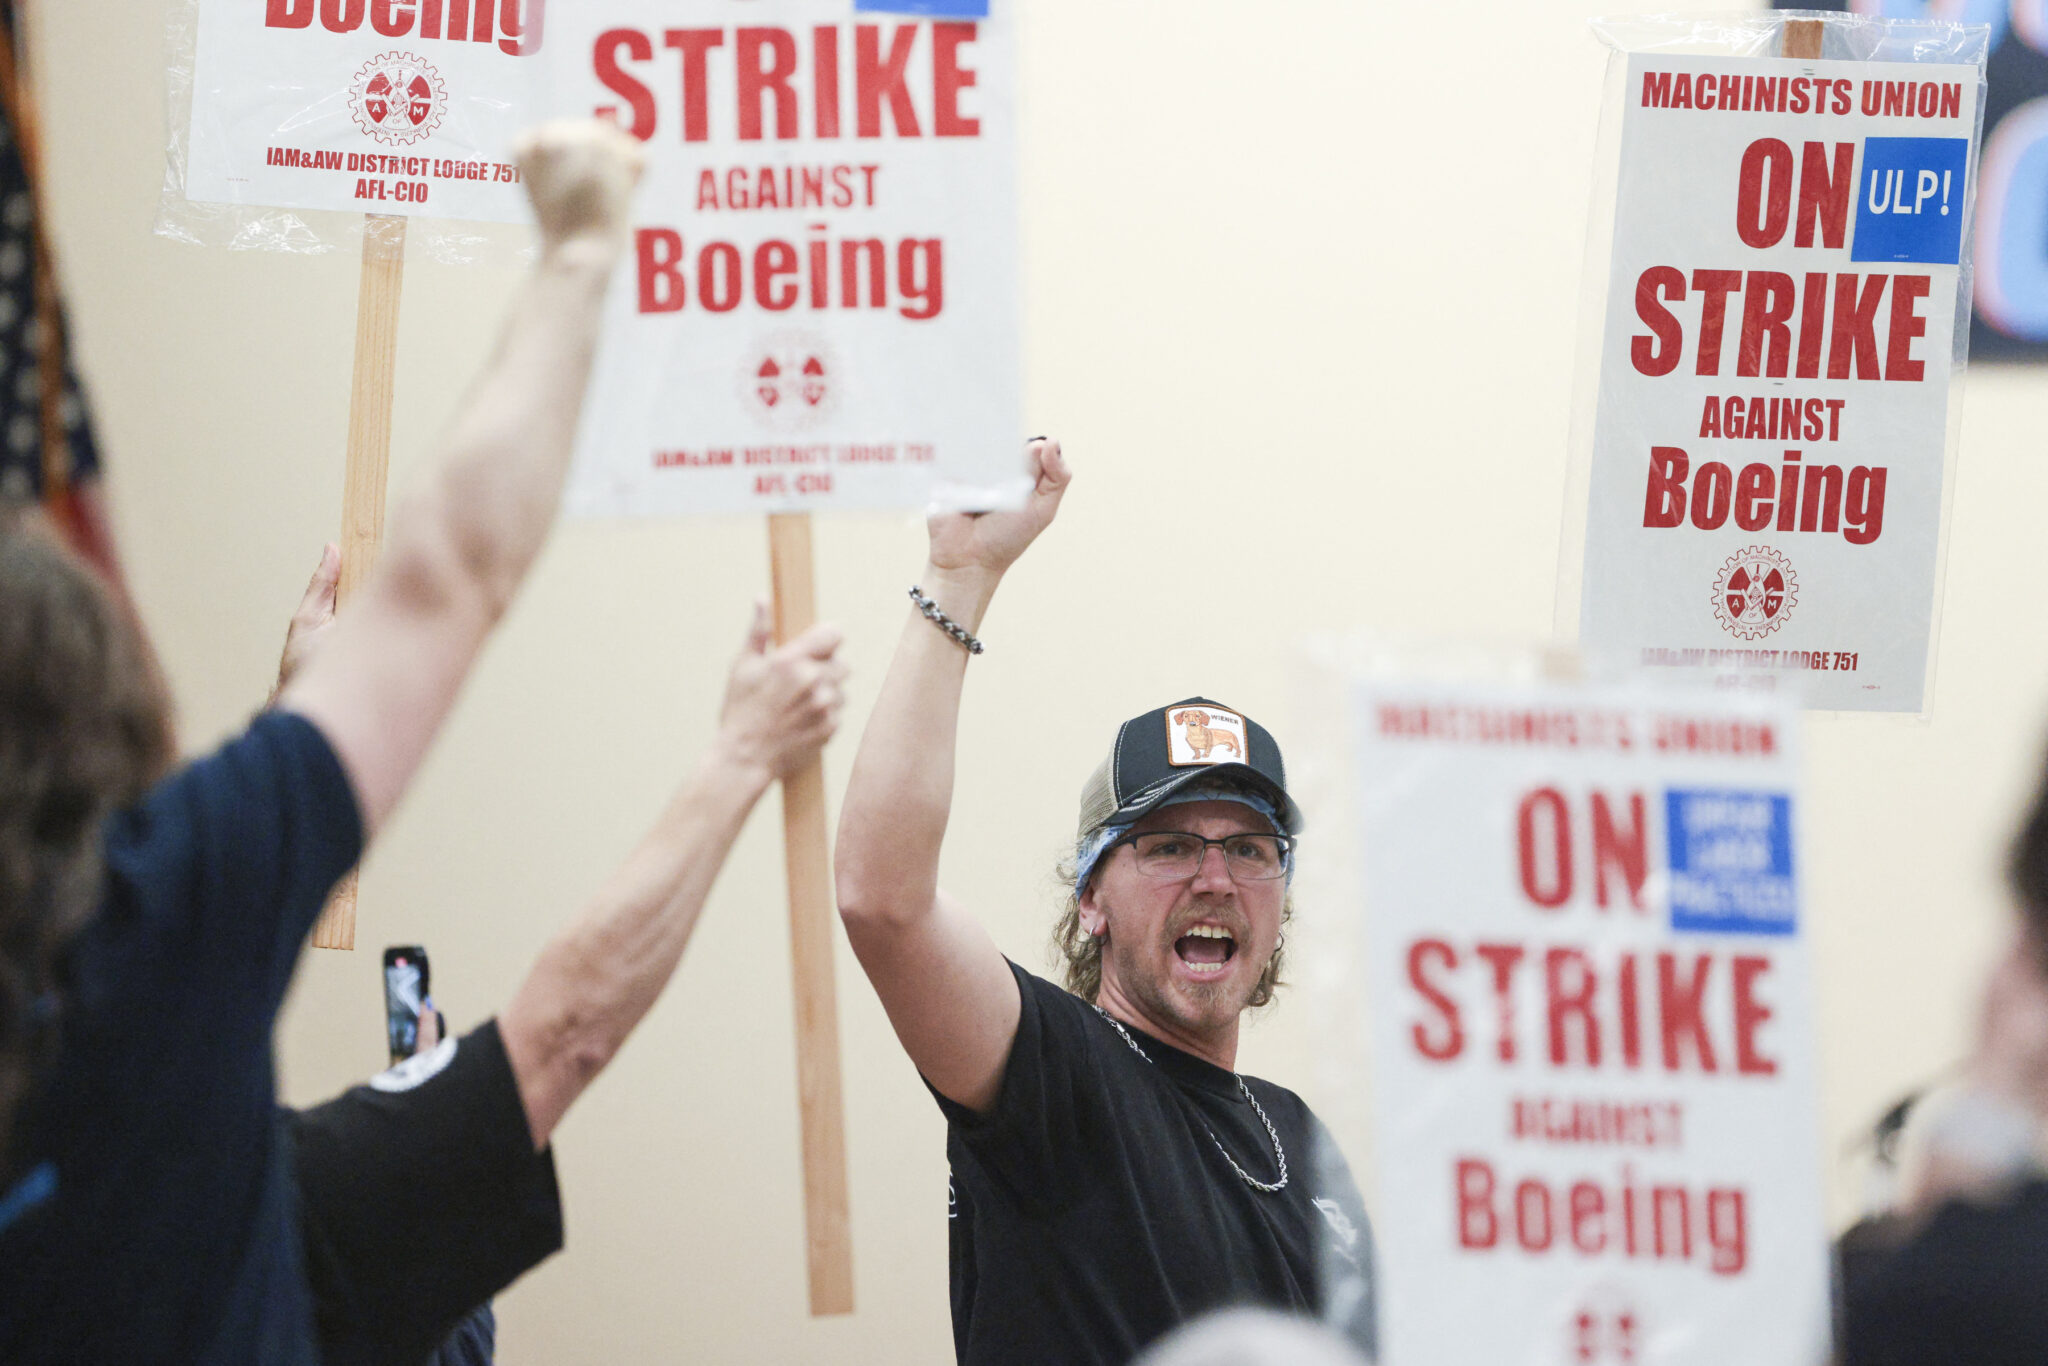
left=382, top=945, right=429, bottom=1064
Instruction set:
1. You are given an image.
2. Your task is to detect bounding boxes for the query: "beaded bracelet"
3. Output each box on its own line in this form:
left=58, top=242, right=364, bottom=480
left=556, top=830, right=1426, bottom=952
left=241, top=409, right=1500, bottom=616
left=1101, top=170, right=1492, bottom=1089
left=909, top=586, right=985, bottom=655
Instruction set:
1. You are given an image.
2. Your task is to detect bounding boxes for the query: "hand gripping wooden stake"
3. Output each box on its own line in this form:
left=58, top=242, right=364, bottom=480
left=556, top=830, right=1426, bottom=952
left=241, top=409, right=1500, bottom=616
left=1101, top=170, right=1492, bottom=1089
left=311, top=213, right=408, bottom=952
left=769, top=512, right=855, bottom=1315
left=1783, top=16, right=1823, bottom=61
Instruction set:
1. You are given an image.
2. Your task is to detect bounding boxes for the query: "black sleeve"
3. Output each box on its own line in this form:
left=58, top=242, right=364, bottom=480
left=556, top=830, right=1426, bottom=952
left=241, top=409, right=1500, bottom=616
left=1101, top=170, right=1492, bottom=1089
left=1308, top=1119, right=1379, bottom=1359
left=291, top=1020, right=562, bottom=1366
left=100, top=709, right=362, bottom=1018
left=924, top=962, right=1108, bottom=1205
left=1839, top=1179, right=2048, bottom=1366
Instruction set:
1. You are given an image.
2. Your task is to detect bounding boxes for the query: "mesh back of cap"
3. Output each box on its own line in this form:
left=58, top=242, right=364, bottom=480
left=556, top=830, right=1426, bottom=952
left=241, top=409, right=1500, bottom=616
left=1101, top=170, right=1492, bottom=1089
left=1076, top=754, right=1117, bottom=838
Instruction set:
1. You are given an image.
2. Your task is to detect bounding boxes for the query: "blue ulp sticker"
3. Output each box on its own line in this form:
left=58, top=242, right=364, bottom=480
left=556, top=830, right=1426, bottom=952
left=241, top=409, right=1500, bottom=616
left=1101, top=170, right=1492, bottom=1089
left=1665, top=789, right=1797, bottom=936
left=855, top=0, right=989, bottom=14
left=1852, top=137, right=1969, bottom=265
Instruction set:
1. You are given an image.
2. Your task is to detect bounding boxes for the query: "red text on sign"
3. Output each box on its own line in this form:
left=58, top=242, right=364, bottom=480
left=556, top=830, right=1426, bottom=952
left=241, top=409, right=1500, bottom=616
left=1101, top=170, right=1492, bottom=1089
left=636, top=226, right=943, bottom=320
left=593, top=23, right=982, bottom=143
left=1510, top=1095, right=1684, bottom=1149
left=264, top=0, right=540, bottom=57
left=1515, top=786, right=1648, bottom=912
left=1632, top=268, right=1931, bottom=382
left=1639, top=71, right=1961, bottom=122
left=1641, top=447, right=1885, bottom=544
left=695, top=164, right=882, bottom=212
left=1733, top=140, right=1853, bottom=251
left=1698, top=394, right=1844, bottom=443
left=1455, top=1158, right=1749, bottom=1276
left=1407, top=940, right=1780, bottom=1075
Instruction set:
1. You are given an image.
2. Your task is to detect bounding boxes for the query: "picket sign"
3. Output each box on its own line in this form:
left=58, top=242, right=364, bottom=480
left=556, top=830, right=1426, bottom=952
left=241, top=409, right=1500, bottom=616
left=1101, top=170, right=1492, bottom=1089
left=1353, top=661, right=1827, bottom=1364
left=539, top=0, right=1027, bottom=1313
left=1569, top=8, right=1985, bottom=714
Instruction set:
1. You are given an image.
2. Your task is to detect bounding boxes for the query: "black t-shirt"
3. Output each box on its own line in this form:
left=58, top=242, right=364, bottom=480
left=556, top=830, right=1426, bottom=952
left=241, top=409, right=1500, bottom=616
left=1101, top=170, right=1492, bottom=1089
left=0, top=711, right=363, bottom=1365
left=1839, top=1179, right=2048, bottom=1365
left=292, top=1018, right=564, bottom=1366
left=934, top=963, right=1376, bottom=1366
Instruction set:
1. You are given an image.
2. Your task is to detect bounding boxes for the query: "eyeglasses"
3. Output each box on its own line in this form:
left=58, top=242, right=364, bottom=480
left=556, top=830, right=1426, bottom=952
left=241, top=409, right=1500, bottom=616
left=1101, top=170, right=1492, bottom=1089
left=1108, top=830, right=1294, bottom=882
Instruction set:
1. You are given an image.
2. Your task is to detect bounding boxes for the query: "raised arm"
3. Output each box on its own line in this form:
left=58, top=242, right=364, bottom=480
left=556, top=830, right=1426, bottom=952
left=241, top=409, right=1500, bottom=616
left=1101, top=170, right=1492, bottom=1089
left=836, top=439, right=1070, bottom=1113
left=497, top=604, right=847, bottom=1148
left=276, top=122, right=642, bottom=835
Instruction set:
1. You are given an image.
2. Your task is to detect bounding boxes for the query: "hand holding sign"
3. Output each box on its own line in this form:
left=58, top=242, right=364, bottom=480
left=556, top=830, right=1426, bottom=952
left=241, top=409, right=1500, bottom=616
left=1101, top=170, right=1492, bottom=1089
left=271, top=543, right=342, bottom=703
left=717, top=602, right=849, bottom=782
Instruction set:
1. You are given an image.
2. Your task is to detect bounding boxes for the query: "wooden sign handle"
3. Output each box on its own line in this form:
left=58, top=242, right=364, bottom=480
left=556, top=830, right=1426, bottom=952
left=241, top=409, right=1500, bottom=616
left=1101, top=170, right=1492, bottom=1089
left=768, top=512, right=855, bottom=1316
left=311, top=213, right=408, bottom=952
left=1783, top=17, right=1823, bottom=60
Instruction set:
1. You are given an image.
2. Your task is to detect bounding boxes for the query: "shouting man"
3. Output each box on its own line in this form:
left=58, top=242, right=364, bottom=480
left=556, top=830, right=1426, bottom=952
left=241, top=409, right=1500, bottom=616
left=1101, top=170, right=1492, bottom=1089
left=836, top=441, right=1374, bottom=1365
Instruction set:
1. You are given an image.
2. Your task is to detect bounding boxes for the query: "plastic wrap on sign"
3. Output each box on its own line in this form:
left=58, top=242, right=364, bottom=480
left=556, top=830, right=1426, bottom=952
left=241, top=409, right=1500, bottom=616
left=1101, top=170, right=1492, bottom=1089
left=543, top=0, right=1027, bottom=519
left=156, top=0, right=544, bottom=263
left=1553, top=13, right=1992, bottom=715
left=1295, top=634, right=1828, bottom=1366
left=856, top=0, right=991, bottom=14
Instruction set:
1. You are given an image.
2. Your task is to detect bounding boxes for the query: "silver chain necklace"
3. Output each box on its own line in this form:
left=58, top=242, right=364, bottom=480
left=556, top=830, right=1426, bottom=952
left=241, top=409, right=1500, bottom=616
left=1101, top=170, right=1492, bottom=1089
left=1091, top=1005, right=1289, bottom=1194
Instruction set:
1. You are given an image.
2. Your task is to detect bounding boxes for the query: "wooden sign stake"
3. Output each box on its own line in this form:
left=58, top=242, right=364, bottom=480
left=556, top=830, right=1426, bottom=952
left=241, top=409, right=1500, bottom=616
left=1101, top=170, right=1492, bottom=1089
left=311, top=212, right=408, bottom=952
left=1783, top=16, right=1822, bottom=60
left=768, top=511, right=855, bottom=1316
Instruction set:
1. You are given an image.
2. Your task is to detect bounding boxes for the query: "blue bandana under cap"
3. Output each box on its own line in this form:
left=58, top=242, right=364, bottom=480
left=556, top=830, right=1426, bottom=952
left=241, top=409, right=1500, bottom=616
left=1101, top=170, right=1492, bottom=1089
left=1073, top=784, right=1285, bottom=898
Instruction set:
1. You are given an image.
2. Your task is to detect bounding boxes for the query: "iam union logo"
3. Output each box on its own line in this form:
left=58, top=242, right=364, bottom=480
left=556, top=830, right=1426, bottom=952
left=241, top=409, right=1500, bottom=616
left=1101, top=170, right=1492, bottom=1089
left=738, top=333, right=841, bottom=432
left=1711, top=545, right=1799, bottom=640
left=350, top=52, right=447, bottom=146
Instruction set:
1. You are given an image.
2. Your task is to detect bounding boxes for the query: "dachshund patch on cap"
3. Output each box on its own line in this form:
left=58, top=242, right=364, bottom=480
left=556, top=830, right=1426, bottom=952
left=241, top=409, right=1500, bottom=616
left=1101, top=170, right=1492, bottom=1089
left=1165, top=706, right=1249, bottom=767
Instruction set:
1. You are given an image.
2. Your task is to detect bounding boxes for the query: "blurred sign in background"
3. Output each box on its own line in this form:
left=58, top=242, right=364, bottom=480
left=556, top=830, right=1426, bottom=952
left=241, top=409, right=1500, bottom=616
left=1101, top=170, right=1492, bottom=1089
left=1776, top=1, right=2048, bottom=358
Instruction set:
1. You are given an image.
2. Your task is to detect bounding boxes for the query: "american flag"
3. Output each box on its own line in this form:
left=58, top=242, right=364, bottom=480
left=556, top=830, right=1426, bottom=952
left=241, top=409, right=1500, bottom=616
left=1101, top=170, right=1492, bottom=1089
left=0, top=0, right=125, bottom=594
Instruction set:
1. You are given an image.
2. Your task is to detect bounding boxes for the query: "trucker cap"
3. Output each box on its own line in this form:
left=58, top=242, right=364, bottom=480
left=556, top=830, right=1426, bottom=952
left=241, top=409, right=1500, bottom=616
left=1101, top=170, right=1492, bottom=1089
left=1075, top=697, right=1300, bottom=838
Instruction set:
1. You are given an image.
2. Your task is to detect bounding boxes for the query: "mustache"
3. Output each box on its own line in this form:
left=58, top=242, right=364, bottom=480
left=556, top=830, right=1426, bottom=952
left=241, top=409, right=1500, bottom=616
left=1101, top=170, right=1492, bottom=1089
left=1167, top=902, right=1249, bottom=942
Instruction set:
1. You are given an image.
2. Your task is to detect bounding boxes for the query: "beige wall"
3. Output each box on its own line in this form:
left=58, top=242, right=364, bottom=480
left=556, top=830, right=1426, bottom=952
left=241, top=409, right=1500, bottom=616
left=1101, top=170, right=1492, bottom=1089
left=36, top=1, right=2048, bottom=1360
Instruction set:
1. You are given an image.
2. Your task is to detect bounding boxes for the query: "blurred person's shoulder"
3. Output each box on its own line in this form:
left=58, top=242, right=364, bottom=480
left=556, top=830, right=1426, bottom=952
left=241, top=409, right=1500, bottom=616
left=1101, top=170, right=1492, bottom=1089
left=100, top=710, right=359, bottom=908
left=1841, top=1178, right=2048, bottom=1365
left=0, top=711, right=357, bottom=1366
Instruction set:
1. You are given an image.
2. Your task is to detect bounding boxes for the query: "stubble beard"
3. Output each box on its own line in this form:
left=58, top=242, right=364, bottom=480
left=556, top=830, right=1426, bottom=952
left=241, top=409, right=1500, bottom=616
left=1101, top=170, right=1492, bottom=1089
left=1116, top=936, right=1257, bottom=1040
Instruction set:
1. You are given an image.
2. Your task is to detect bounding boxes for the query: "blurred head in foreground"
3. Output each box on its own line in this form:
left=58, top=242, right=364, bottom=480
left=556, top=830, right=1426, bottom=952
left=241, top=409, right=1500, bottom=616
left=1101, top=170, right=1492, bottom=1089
left=1129, top=1308, right=1371, bottom=1366
left=2012, top=751, right=2048, bottom=953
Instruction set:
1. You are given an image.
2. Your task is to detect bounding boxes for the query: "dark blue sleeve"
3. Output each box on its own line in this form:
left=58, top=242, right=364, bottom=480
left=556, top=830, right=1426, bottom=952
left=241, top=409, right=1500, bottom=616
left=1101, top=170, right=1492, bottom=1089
left=98, top=710, right=363, bottom=1019
left=1841, top=1179, right=2048, bottom=1365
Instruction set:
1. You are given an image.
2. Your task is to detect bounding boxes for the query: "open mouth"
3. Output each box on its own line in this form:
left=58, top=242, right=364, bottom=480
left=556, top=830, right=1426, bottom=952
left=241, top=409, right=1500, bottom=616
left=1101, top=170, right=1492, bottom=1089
left=1174, top=925, right=1237, bottom=976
